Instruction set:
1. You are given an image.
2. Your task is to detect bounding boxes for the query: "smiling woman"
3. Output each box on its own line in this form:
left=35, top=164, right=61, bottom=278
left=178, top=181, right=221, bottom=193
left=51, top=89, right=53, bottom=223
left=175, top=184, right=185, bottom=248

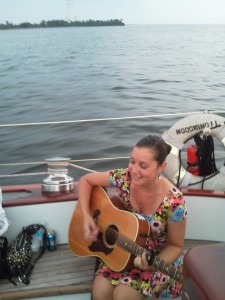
left=75, top=135, right=187, bottom=300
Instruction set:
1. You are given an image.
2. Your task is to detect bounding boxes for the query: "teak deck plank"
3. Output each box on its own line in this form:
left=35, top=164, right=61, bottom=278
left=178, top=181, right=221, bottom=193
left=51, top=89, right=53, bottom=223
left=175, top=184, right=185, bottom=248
left=0, top=240, right=220, bottom=300
left=0, top=244, right=96, bottom=299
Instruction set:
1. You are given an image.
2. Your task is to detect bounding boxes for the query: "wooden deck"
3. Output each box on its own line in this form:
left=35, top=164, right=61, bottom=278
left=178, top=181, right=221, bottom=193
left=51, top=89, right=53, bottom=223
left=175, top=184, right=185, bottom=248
left=0, top=240, right=221, bottom=300
left=0, top=244, right=96, bottom=300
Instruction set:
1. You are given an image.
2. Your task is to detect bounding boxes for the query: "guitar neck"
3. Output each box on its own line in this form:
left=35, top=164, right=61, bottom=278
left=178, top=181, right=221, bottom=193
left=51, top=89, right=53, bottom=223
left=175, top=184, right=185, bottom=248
left=149, top=253, right=183, bottom=282
left=117, top=235, right=183, bottom=282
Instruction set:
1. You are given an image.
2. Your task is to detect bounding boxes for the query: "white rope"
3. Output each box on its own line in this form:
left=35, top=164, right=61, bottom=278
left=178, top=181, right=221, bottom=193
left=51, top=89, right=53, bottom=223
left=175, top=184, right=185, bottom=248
left=0, top=157, right=129, bottom=178
left=70, top=156, right=129, bottom=162
left=68, top=163, right=96, bottom=173
left=0, top=156, right=129, bottom=178
left=0, top=172, right=49, bottom=178
left=0, top=157, right=129, bottom=167
left=1, top=111, right=225, bottom=127
left=0, top=165, right=96, bottom=178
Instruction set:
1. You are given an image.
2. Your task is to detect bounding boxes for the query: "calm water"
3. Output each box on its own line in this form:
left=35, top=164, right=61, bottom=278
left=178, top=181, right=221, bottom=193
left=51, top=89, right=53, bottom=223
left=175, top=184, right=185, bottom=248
left=0, top=24, right=225, bottom=184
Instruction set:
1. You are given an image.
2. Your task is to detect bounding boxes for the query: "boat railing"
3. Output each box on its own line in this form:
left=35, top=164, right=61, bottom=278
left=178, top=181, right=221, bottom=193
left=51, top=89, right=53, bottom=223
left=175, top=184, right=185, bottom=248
left=0, top=157, right=130, bottom=178
left=1, top=110, right=225, bottom=180
left=2, top=110, right=225, bottom=128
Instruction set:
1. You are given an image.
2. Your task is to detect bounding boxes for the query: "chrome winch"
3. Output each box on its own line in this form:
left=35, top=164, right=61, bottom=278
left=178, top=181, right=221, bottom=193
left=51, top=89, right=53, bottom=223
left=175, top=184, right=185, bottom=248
left=42, top=157, right=74, bottom=193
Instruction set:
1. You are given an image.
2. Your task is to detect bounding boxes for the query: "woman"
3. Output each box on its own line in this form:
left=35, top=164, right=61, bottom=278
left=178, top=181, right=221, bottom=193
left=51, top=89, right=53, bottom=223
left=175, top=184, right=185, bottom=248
left=78, top=135, right=187, bottom=300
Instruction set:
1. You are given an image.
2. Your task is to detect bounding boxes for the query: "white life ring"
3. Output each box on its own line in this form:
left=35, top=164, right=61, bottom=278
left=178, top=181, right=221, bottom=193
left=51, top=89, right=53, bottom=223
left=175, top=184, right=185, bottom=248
left=162, top=112, right=225, bottom=190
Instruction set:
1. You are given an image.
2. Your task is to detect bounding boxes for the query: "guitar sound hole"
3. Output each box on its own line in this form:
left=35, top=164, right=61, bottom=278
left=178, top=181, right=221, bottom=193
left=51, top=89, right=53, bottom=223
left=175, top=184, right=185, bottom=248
left=104, top=224, right=119, bottom=247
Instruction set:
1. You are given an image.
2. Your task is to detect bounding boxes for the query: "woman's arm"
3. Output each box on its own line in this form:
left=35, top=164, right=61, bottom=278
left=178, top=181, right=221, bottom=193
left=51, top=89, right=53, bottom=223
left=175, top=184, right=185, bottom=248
left=134, top=218, right=187, bottom=271
left=78, top=171, right=112, bottom=241
left=157, top=218, right=187, bottom=263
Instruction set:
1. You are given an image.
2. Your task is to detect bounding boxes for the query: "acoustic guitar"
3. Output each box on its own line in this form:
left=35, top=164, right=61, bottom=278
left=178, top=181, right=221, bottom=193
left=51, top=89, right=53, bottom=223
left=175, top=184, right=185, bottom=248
left=68, top=186, right=183, bottom=283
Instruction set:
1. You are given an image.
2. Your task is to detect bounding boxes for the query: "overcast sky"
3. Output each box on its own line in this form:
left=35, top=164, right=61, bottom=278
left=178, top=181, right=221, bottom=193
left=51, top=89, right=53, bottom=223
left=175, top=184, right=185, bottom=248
left=1, top=0, right=225, bottom=25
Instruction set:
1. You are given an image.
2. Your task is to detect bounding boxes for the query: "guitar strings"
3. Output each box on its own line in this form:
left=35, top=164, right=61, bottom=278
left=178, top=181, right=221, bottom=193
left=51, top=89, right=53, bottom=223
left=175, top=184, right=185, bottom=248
left=70, top=213, right=182, bottom=281
left=73, top=215, right=145, bottom=256
left=94, top=221, right=182, bottom=281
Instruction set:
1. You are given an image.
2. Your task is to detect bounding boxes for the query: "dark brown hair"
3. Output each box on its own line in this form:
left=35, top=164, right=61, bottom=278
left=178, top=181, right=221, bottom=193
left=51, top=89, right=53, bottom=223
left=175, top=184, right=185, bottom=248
left=136, top=135, right=171, bottom=165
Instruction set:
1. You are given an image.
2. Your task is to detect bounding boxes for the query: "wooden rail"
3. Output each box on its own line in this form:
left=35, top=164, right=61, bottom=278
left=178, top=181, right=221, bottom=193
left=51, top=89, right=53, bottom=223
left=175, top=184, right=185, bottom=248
left=2, top=183, right=225, bottom=209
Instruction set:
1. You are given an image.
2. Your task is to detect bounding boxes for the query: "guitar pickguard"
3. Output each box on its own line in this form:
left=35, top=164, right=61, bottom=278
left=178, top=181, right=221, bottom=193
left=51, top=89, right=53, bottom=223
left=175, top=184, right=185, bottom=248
left=88, top=232, right=113, bottom=255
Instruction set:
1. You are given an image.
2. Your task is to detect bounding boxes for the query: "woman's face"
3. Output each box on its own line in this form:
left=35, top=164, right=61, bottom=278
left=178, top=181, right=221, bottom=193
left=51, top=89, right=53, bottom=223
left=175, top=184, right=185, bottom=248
left=128, top=146, right=164, bottom=186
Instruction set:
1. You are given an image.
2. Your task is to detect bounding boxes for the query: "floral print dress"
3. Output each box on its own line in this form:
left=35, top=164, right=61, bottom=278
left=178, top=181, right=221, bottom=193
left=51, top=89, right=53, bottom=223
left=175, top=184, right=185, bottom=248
left=95, top=168, right=188, bottom=298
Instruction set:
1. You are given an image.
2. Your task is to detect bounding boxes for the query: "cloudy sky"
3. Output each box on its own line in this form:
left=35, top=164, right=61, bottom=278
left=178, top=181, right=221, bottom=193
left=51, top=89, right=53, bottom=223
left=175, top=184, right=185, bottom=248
left=1, top=0, right=225, bottom=25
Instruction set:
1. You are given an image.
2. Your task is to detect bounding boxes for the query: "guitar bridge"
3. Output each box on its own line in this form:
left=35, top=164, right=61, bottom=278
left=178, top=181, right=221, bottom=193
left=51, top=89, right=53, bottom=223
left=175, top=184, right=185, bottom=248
left=88, top=232, right=113, bottom=255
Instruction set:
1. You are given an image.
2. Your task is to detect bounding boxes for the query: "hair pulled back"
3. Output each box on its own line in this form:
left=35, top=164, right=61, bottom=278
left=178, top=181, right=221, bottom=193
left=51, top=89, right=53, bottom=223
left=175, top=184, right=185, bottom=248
left=136, top=135, right=171, bottom=165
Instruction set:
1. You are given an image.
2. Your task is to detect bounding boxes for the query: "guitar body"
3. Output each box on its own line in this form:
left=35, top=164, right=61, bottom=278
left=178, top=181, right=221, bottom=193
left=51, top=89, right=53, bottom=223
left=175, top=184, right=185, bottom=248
left=68, top=186, right=150, bottom=271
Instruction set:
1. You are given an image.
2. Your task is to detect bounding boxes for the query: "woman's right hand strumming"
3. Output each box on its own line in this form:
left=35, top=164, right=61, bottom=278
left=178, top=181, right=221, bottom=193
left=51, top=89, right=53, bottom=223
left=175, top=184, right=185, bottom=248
left=83, top=213, right=99, bottom=242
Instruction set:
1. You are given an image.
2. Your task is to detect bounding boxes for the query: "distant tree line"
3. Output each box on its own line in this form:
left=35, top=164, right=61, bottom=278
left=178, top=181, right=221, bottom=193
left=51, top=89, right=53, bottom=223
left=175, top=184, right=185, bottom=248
left=0, top=19, right=125, bottom=30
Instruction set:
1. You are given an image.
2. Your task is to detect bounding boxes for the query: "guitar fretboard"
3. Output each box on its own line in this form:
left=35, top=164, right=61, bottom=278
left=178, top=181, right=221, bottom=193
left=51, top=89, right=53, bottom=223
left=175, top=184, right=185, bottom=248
left=151, top=255, right=183, bottom=282
left=117, top=234, right=183, bottom=282
left=117, top=235, right=143, bottom=256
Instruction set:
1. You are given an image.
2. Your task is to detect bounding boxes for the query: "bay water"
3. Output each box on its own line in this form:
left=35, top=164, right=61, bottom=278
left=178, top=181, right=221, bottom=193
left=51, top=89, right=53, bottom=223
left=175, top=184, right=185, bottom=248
left=0, top=24, right=225, bottom=184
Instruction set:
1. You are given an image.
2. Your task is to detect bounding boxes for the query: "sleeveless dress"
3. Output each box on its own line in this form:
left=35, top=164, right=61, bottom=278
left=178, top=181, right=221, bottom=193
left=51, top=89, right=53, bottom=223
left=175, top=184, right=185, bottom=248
left=95, top=168, right=188, bottom=298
